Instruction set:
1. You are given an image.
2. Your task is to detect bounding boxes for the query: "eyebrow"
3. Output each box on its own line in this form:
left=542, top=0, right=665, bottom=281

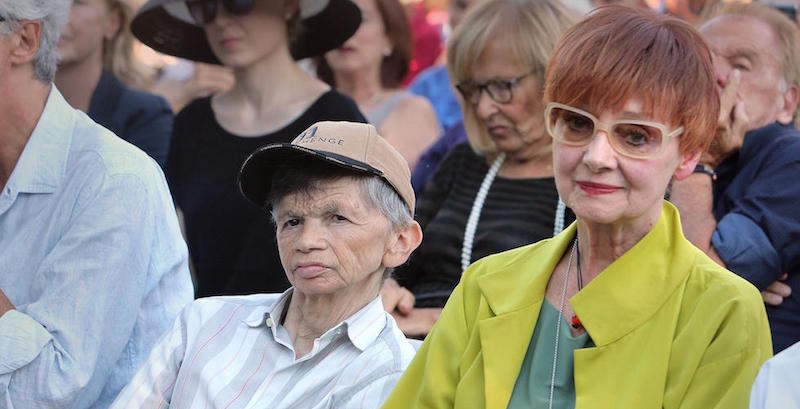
left=713, top=45, right=759, bottom=62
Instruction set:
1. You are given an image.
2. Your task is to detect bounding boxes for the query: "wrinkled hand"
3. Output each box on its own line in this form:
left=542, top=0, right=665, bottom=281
left=703, top=69, right=749, bottom=167
left=762, top=273, right=791, bottom=306
left=0, top=288, right=14, bottom=317
left=380, top=278, right=414, bottom=315
left=392, top=308, right=442, bottom=337
left=187, top=63, right=235, bottom=99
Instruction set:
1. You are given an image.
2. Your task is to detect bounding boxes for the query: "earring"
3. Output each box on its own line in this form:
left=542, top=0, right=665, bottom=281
left=383, top=47, right=392, bottom=57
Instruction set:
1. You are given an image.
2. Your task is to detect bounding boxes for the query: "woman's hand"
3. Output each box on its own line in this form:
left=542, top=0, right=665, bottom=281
left=380, top=278, right=442, bottom=336
left=381, top=277, right=415, bottom=315
left=392, top=308, right=442, bottom=338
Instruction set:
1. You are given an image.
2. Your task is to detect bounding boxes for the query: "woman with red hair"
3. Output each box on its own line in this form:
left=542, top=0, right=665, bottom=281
left=382, top=6, right=771, bottom=409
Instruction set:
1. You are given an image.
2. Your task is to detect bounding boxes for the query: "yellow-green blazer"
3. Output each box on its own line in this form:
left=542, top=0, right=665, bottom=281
left=383, top=202, right=771, bottom=409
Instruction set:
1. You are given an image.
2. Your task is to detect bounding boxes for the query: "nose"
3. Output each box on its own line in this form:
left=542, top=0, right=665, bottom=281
left=474, top=88, right=499, bottom=121
left=581, top=129, right=617, bottom=172
left=714, top=62, right=730, bottom=89
left=212, top=0, right=233, bottom=25
left=296, top=221, right=327, bottom=253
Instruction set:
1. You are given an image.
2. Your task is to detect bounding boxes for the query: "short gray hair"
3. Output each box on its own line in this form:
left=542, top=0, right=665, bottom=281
left=0, top=0, right=70, bottom=82
left=269, top=174, right=413, bottom=232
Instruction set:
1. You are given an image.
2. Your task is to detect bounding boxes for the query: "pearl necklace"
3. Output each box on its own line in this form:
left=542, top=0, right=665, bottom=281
left=549, top=236, right=583, bottom=409
left=460, top=153, right=567, bottom=272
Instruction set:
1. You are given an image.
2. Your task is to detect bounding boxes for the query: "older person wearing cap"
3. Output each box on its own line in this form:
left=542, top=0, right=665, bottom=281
left=130, top=0, right=368, bottom=298
left=110, top=121, right=422, bottom=408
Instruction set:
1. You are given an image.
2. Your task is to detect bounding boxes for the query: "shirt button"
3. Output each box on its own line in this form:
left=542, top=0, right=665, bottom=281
left=266, top=317, right=274, bottom=327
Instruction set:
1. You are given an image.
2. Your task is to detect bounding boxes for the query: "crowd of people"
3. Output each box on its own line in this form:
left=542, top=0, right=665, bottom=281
left=0, top=0, right=798, bottom=408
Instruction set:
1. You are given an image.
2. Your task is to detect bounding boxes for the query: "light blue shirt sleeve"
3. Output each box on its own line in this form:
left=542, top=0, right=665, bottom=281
left=0, top=87, right=193, bottom=409
left=0, top=173, right=161, bottom=408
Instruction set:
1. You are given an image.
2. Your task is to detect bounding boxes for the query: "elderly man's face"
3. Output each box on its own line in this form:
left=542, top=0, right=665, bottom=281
left=702, top=15, right=794, bottom=130
left=275, top=178, right=395, bottom=297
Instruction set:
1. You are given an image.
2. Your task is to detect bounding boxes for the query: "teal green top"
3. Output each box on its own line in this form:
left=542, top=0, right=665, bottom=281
left=507, top=301, right=593, bottom=409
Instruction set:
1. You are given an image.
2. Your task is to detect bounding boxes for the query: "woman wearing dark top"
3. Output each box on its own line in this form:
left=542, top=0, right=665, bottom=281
left=131, top=0, right=365, bottom=297
left=381, top=0, right=576, bottom=337
left=55, top=0, right=172, bottom=166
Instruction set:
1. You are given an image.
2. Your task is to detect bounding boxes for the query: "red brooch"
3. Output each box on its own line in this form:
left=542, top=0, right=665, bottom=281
left=571, top=315, right=582, bottom=330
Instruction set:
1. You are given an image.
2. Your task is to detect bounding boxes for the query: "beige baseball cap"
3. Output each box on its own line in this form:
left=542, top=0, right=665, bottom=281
left=239, top=121, right=415, bottom=215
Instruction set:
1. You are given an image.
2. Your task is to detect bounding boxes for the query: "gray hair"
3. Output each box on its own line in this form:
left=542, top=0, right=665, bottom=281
left=0, top=0, right=70, bottom=82
left=269, top=175, right=413, bottom=232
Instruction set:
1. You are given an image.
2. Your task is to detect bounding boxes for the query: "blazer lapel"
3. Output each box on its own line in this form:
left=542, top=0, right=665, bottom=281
left=475, top=224, right=576, bottom=409
left=479, top=302, right=542, bottom=409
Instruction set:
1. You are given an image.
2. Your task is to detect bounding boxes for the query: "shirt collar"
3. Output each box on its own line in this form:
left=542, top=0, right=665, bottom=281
left=739, top=122, right=793, bottom=164
left=9, top=86, right=75, bottom=194
left=243, top=288, right=386, bottom=352
left=340, top=295, right=387, bottom=351
left=244, top=288, right=293, bottom=329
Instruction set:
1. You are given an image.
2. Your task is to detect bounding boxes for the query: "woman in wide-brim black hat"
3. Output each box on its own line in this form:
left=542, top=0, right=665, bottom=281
left=130, top=0, right=368, bottom=298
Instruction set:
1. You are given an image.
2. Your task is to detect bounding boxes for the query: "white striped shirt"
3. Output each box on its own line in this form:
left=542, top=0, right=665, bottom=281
left=110, top=290, right=416, bottom=409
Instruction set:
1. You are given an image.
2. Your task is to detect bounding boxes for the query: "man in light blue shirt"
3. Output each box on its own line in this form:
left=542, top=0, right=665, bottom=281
left=0, top=1, right=194, bottom=408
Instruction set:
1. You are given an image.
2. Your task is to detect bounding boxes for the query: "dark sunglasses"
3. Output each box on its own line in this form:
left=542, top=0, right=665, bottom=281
left=185, top=0, right=256, bottom=24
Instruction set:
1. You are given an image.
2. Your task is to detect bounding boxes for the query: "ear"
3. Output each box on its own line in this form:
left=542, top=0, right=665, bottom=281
left=382, top=221, right=423, bottom=269
left=103, top=6, right=122, bottom=41
left=673, top=149, right=702, bottom=181
left=8, top=20, right=41, bottom=66
left=775, top=83, right=799, bottom=126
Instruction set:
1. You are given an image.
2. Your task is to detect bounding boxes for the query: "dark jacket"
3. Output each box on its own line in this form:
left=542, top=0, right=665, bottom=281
left=713, top=122, right=800, bottom=353
left=88, top=71, right=173, bottom=167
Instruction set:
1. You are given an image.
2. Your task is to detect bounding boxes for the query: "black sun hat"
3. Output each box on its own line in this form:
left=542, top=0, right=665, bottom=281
left=130, top=0, right=362, bottom=63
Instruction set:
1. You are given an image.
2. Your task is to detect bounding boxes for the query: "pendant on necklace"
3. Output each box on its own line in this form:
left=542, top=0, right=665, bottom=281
left=571, top=314, right=582, bottom=330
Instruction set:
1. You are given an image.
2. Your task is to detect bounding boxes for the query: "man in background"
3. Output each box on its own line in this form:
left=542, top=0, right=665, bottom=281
left=672, top=2, right=800, bottom=353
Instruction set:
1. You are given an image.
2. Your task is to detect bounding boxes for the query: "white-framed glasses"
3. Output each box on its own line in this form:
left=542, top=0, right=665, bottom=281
left=544, top=102, right=684, bottom=159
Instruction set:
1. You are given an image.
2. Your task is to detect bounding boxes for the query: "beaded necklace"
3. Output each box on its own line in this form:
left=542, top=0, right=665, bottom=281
left=460, top=153, right=567, bottom=272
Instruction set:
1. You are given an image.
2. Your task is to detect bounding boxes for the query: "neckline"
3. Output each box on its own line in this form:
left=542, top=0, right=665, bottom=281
left=541, top=300, right=589, bottom=342
left=205, top=89, right=335, bottom=140
left=460, top=153, right=567, bottom=272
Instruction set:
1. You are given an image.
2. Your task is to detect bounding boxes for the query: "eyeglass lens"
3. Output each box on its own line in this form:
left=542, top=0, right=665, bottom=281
left=548, top=107, right=664, bottom=158
left=459, top=80, right=512, bottom=105
left=186, top=0, right=255, bottom=24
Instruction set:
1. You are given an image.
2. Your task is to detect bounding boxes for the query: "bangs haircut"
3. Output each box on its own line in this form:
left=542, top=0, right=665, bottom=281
left=545, top=5, right=719, bottom=155
left=447, top=0, right=576, bottom=154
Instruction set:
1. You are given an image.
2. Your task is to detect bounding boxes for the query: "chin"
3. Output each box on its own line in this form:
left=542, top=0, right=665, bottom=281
left=573, top=209, right=621, bottom=226
left=569, top=198, right=624, bottom=225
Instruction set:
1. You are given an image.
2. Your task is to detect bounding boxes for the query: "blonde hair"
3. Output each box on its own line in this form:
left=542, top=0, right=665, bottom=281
left=104, top=0, right=157, bottom=88
left=703, top=2, right=800, bottom=126
left=446, top=0, right=576, bottom=154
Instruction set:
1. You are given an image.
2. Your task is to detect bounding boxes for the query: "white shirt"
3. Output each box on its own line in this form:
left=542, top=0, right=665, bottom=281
left=111, top=290, right=416, bottom=409
left=750, top=341, right=800, bottom=409
left=0, top=86, right=193, bottom=408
